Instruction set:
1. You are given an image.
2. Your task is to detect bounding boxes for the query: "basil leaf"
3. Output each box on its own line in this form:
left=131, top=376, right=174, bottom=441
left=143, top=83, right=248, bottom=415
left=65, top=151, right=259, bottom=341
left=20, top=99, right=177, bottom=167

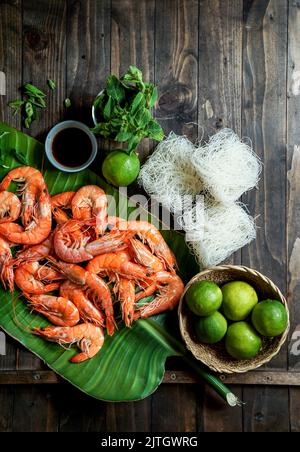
left=106, top=75, right=125, bottom=102
left=123, top=66, right=143, bottom=83
left=47, top=79, right=56, bottom=90
left=25, top=101, right=34, bottom=118
left=135, top=108, right=152, bottom=128
left=103, top=97, right=115, bottom=121
left=130, top=92, right=145, bottom=115
left=24, top=83, right=46, bottom=98
left=115, top=130, right=133, bottom=142
left=29, top=97, right=46, bottom=108
left=149, top=86, right=158, bottom=108
left=91, top=122, right=111, bottom=138
left=93, top=92, right=106, bottom=111
left=127, top=135, right=141, bottom=153
left=8, top=100, right=25, bottom=116
left=147, top=120, right=164, bottom=141
left=24, top=116, right=32, bottom=129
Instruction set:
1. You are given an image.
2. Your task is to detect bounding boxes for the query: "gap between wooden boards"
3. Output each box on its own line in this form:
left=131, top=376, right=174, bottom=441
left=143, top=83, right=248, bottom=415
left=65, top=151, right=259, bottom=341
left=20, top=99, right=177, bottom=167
left=0, top=370, right=299, bottom=386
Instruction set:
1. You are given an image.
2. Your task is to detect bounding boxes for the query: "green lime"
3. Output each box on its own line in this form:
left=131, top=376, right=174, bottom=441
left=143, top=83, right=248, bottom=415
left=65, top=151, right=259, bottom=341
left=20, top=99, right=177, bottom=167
left=194, top=311, right=228, bottom=344
left=185, top=280, right=223, bottom=316
left=222, top=281, right=258, bottom=321
left=251, top=299, right=288, bottom=337
left=225, top=321, right=262, bottom=360
left=102, top=150, right=140, bottom=187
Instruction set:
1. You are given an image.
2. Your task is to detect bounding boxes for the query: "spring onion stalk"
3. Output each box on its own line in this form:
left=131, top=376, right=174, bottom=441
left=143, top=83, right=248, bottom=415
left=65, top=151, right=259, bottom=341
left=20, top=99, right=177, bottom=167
left=144, top=318, right=243, bottom=407
left=183, top=355, right=243, bottom=407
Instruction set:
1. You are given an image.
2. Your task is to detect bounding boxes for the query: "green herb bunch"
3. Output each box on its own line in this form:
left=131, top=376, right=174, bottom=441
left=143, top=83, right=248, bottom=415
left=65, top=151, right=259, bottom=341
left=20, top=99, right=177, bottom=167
left=8, top=80, right=56, bottom=129
left=92, top=66, right=164, bottom=153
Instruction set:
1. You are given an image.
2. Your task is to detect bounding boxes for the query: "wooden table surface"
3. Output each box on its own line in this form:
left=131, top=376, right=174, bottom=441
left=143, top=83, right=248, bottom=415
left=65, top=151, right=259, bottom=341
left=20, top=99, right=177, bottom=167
left=0, top=0, right=300, bottom=432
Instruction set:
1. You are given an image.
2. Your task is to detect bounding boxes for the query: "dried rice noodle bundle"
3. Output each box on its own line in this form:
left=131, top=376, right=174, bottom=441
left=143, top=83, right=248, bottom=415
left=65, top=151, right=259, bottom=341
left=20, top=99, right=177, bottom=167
left=178, top=201, right=256, bottom=268
left=138, top=132, right=204, bottom=213
left=192, top=128, right=262, bottom=204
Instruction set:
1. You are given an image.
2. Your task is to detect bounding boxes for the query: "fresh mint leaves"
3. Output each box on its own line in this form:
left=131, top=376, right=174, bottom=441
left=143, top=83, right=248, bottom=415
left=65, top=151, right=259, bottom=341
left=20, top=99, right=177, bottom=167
left=92, top=66, right=163, bottom=153
left=8, top=82, right=49, bottom=128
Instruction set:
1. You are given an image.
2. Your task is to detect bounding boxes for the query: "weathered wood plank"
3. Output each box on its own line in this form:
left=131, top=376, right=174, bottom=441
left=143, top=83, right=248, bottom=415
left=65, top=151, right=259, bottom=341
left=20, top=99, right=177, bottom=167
left=111, top=0, right=155, bottom=160
left=22, top=0, right=67, bottom=140
left=155, top=0, right=199, bottom=142
left=0, top=0, right=22, bottom=128
left=198, top=0, right=243, bottom=137
left=242, top=0, right=289, bottom=431
left=151, top=384, right=198, bottom=432
left=66, top=0, right=111, bottom=125
left=243, top=387, right=290, bottom=432
left=198, top=0, right=244, bottom=432
left=1, top=369, right=300, bottom=386
left=56, top=385, right=106, bottom=432
left=12, top=386, right=58, bottom=432
left=150, top=0, right=199, bottom=433
left=287, top=0, right=300, bottom=433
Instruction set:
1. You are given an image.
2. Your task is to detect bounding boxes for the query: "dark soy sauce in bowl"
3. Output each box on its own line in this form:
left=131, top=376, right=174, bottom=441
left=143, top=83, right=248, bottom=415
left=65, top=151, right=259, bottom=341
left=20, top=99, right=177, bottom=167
left=52, top=128, right=93, bottom=168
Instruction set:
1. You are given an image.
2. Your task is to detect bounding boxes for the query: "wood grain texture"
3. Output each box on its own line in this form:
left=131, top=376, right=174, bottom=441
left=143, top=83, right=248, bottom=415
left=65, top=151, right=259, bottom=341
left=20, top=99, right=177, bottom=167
left=111, top=0, right=155, bottom=159
left=1, top=369, right=300, bottom=386
left=150, top=0, right=199, bottom=432
left=23, top=0, right=67, bottom=139
left=66, top=0, right=111, bottom=125
left=18, top=0, right=67, bottom=372
left=12, top=386, right=58, bottom=432
left=243, top=387, right=290, bottom=432
left=242, top=0, right=290, bottom=431
left=151, top=384, right=198, bottom=432
left=198, top=0, right=243, bottom=137
left=0, top=0, right=22, bottom=127
left=155, top=0, right=199, bottom=142
left=198, top=0, right=244, bottom=432
left=0, top=0, right=23, bottom=425
left=287, top=0, right=300, bottom=431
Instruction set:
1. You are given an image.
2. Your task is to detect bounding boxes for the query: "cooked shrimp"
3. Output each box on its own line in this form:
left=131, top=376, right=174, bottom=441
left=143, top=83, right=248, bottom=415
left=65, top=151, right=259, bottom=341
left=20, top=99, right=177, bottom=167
left=110, top=219, right=177, bottom=273
left=134, top=271, right=184, bottom=319
left=24, top=293, right=80, bottom=327
left=0, top=191, right=21, bottom=223
left=86, top=251, right=153, bottom=282
left=60, top=280, right=105, bottom=327
left=85, top=230, right=130, bottom=256
left=14, top=261, right=63, bottom=294
left=72, top=185, right=107, bottom=235
left=117, top=278, right=135, bottom=327
left=14, top=235, right=53, bottom=266
left=0, top=237, right=14, bottom=291
left=0, top=166, right=46, bottom=227
left=33, top=323, right=104, bottom=363
left=51, top=191, right=75, bottom=224
left=48, top=259, right=116, bottom=336
left=53, top=219, right=95, bottom=263
left=0, top=188, right=52, bottom=245
left=129, top=238, right=164, bottom=272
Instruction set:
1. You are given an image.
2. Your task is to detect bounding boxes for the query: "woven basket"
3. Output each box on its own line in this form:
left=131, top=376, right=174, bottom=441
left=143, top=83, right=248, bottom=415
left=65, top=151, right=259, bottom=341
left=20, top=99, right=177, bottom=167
left=178, top=265, right=290, bottom=374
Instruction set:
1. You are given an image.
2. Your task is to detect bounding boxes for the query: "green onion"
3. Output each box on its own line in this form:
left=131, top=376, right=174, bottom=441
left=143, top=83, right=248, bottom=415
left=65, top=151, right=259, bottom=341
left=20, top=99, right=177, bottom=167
left=183, top=355, right=243, bottom=407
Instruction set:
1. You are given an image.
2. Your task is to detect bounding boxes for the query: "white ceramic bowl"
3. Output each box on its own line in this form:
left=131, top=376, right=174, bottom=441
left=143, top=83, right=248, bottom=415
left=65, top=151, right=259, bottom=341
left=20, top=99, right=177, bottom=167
left=45, top=120, right=98, bottom=173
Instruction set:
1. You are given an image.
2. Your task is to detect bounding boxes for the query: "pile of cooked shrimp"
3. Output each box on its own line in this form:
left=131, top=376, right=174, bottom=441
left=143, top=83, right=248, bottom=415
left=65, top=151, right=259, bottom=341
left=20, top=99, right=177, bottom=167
left=0, top=166, right=184, bottom=363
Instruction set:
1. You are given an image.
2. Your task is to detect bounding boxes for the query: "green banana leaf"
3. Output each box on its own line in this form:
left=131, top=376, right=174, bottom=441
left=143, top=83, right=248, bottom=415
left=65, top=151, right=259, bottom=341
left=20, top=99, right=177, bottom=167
left=0, top=122, right=200, bottom=401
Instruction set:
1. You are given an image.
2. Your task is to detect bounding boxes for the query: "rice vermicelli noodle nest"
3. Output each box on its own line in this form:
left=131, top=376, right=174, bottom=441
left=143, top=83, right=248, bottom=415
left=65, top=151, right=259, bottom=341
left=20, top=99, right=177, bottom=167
left=191, top=128, right=262, bottom=205
left=178, top=201, right=256, bottom=268
left=138, top=132, right=204, bottom=213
